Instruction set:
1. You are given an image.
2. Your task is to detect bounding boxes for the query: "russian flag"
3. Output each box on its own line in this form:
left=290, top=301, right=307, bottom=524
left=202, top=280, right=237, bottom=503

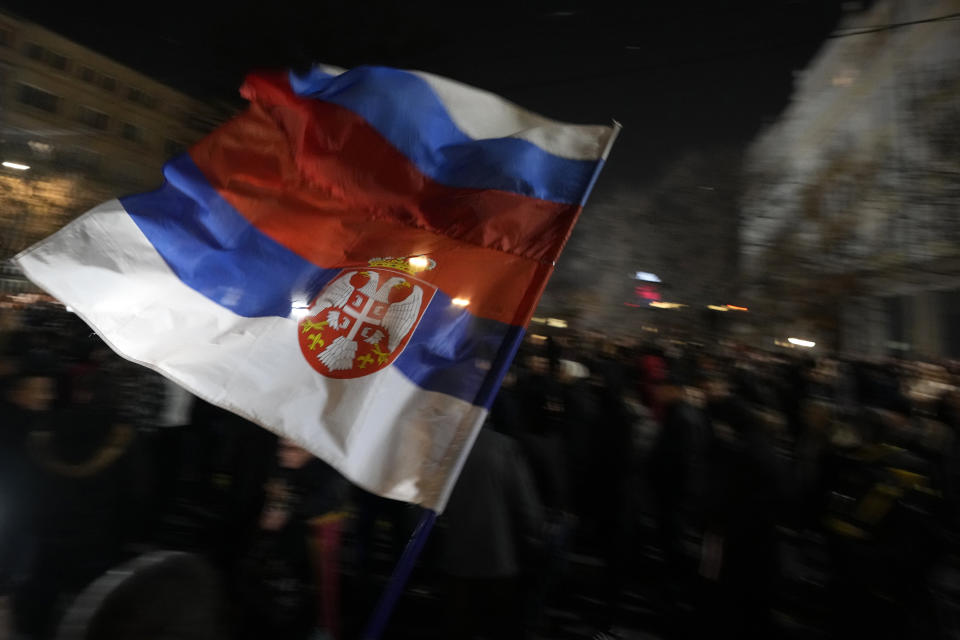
left=15, top=65, right=617, bottom=510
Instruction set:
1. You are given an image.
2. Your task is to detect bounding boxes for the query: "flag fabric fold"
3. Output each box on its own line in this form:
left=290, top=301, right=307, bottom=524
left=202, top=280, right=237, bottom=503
left=15, top=64, right=616, bottom=510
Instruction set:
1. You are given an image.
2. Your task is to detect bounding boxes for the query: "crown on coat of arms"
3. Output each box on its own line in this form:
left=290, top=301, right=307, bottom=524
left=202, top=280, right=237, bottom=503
left=368, top=256, right=436, bottom=274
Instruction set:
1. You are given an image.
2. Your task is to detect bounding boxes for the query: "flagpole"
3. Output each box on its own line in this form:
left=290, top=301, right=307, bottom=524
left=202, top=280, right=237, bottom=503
left=579, top=120, right=621, bottom=206
left=360, top=508, right=437, bottom=640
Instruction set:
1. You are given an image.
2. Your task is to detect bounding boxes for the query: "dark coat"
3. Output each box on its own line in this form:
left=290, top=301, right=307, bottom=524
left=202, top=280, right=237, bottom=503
left=440, top=429, right=544, bottom=578
left=649, top=400, right=712, bottom=513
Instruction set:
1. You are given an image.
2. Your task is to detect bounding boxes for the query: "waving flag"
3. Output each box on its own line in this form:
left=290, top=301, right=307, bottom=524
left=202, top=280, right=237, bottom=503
left=15, top=65, right=617, bottom=510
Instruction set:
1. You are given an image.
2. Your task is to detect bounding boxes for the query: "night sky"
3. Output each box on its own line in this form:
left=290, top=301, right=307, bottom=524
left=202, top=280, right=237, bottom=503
left=3, top=0, right=843, bottom=313
left=4, top=1, right=840, bottom=167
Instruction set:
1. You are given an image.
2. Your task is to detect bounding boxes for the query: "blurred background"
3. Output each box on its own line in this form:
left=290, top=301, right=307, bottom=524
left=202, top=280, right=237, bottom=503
left=2, top=0, right=958, bottom=356
left=2, top=1, right=960, bottom=639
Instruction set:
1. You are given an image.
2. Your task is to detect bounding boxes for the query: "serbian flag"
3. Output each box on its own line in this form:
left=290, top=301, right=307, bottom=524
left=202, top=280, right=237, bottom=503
left=14, top=65, right=617, bottom=510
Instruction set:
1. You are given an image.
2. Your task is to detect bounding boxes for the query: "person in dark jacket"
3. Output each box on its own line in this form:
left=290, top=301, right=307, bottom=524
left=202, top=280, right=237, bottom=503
left=648, top=364, right=711, bottom=569
left=647, top=361, right=712, bottom=635
left=13, top=359, right=146, bottom=640
left=439, top=419, right=544, bottom=640
left=0, top=347, right=57, bottom=636
left=515, top=360, right=583, bottom=633
left=701, top=396, right=783, bottom=638
left=239, top=438, right=348, bottom=640
left=824, top=408, right=946, bottom=640
left=586, top=351, right=638, bottom=628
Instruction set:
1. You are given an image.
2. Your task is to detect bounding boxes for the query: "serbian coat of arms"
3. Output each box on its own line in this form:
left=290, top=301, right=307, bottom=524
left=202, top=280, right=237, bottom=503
left=297, top=258, right=436, bottom=378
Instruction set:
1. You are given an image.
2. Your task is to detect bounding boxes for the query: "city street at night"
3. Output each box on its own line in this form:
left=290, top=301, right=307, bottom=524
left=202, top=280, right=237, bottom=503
left=3, top=2, right=960, bottom=639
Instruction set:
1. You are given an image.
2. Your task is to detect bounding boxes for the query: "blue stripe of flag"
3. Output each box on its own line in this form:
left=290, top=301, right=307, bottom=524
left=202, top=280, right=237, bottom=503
left=119, top=154, right=521, bottom=408
left=288, top=66, right=597, bottom=206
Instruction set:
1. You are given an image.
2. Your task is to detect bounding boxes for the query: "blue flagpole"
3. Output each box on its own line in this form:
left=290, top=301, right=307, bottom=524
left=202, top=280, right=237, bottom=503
left=578, top=120, right=621, bottom=207
left=360, top=508, right=437, bottom=640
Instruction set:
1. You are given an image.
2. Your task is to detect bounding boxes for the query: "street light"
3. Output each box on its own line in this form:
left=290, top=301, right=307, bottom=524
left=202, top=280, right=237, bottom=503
left=2, top=161, right=30, bottom=171
left=787, top=337, right=816, bottom=348
left=291, top=300, right=310, bottom=319
left=408, top=255, right=430, bottom=270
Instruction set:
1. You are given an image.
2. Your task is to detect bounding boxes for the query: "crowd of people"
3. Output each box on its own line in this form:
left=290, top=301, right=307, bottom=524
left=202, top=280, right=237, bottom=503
left=2, top=295, right=960, bottom=639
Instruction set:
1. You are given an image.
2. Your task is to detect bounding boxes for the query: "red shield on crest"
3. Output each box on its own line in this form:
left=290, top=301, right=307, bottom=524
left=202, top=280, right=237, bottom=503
left=298, top=268, right=435, bottom=378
